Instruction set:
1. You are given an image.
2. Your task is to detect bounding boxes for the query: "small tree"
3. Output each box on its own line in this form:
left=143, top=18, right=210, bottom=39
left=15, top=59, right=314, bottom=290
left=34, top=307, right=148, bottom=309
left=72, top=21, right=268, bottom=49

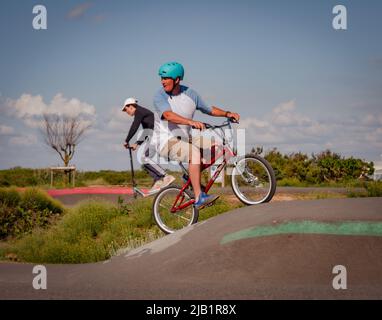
left=41, top=114, right=91, bottom=183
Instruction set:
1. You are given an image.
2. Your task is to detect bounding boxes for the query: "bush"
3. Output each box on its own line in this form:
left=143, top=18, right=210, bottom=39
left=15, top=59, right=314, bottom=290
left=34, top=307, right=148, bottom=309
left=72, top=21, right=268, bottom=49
left=263, top=148, right=374, bottom=185
left=0, top=168, right=49, bottom=187
left=6, top=199, right=159, bottom=263
left=21, top=188, right=63, bottom=213
left=366, top=182, right=382, bottom=197
left=278, top=177, right=307, bottom=187
left=59, top=201, right=120, bottom=243
left=0, top=188, right=64, bottom=240
left=0, top=187, right=21, bottom=206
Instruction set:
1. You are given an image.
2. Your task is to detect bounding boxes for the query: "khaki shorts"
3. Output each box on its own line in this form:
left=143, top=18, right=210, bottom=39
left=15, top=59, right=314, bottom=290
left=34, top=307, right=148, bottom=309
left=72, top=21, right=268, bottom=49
left=159, top=135, right=215, bottom=164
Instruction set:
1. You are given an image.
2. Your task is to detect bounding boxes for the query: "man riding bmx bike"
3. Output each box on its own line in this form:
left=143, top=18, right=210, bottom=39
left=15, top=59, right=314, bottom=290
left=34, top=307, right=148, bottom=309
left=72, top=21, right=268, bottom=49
left=153, top=62, right=240, bottom=209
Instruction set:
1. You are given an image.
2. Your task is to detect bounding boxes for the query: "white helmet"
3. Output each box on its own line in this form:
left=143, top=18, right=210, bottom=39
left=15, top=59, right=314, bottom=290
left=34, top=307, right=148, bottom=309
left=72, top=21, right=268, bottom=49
left=122, top=97, right=138, bottom=110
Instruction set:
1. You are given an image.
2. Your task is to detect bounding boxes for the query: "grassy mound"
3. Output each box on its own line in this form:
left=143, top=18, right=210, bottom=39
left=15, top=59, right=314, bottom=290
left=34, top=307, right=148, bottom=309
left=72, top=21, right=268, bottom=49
left=0, top=188, right=64, bottom=240
left=1, top=195, right=242, bottom=264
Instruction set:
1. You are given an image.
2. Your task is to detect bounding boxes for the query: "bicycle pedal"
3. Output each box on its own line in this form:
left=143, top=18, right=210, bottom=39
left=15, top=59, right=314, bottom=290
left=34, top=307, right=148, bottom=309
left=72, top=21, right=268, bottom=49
left=205, top=197, right=219, bottom=207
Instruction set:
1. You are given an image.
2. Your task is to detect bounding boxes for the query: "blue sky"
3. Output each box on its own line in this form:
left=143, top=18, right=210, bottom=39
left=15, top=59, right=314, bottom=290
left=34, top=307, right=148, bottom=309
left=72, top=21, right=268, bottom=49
left=0, top=0, right=381, bottom=170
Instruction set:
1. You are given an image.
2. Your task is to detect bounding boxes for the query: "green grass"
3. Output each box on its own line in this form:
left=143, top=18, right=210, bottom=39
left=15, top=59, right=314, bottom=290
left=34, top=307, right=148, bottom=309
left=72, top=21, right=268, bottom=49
left=0, top=187, right=64, bottom=240
left=277, top=177, right=370, bottom=188
left=199, top=197, right=244, bottom=221
left=0, top=199, right=161, bottom=263
left=0, top=195, right=245, bottom=264
left=346, top=181, right=382, bottom=198
left=365, top=181, right=382, bottom=197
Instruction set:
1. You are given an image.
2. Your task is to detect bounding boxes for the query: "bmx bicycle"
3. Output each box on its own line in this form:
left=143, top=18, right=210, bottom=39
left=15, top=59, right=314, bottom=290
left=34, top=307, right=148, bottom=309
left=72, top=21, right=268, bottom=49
left=152, top=118, right=277, bottom=234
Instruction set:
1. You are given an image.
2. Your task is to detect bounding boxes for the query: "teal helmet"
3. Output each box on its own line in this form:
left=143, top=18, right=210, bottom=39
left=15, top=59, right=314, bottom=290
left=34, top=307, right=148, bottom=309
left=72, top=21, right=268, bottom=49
left=158, top=62, right=184, bottom=80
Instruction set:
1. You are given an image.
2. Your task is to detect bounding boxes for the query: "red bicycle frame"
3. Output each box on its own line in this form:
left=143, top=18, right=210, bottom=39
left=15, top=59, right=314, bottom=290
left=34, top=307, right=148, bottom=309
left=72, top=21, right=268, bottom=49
left=170, top=143, right=236, bottom=213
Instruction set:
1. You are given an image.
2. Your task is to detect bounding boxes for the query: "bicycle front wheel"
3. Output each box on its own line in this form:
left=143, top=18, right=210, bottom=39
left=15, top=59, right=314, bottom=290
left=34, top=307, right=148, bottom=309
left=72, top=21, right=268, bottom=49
left=231, top=155, right=276, bottom=205
left=152, top=185, right=199, bottom=234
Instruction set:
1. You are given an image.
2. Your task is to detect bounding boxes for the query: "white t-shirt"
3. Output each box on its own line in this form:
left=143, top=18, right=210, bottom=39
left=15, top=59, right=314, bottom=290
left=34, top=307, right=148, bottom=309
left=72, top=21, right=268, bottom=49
left=153, top=85, right=212, bottom=151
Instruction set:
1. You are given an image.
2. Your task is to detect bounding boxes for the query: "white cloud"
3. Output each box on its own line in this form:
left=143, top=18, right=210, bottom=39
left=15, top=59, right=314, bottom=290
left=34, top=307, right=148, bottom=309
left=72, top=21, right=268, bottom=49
left=6, top=94, right=45, bottom=118
left=107, top=144, right=126, bottom=152
left=10, top=135, right=38, bottom=146
left=5, top=93, right=97, bottom=128
left=239, top=100, right=382, bottom=159
left=239, top=100, right=328, bottom=145
left=362, top=113, right=382, bottom=126
left=240, top=117, right=268, bottom=129
left=104, top=107, right=133, bottom=132
left=93, top=130, right=125, bottom=141
left=271, top=100, right=312, bottom=126
left=0, top=125, right=14, bottom=135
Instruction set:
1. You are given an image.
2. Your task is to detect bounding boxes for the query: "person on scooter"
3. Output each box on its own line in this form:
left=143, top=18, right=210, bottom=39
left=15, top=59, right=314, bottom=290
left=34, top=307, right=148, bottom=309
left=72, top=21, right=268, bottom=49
left=122, top=97, right=175, bottom=194
left=153, top=62, right=240, bottom=209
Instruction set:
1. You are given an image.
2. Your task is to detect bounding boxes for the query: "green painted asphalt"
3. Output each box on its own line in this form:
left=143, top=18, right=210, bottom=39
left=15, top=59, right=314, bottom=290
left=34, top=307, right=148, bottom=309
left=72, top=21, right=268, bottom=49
left=221, top=221, right=382, bottom=244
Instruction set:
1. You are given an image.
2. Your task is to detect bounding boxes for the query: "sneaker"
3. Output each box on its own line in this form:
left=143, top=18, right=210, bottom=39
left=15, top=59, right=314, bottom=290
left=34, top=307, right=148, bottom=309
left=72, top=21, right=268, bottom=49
left=146, top=179, right=163, bottom=195
left=193, top=192, right=220, bottom=210
left=146, top=175, right=175, bottom=195
left=161, top=175, right=176, bottom=188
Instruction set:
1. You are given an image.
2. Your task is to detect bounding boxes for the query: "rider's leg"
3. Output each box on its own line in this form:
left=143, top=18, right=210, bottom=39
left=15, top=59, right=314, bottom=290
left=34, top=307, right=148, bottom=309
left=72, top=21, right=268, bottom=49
left=188, top=147, right=202, bottom=200
left=160, top=138, right=218, bottom=206
left=162, top=138, right=202, bottom=200
left=143, top=147, right=166, bottom=181
left=137, top=143, right=170, bottom=193
left=191, top=135, right=219, bottom=165
left=171, top=139, right=202, bottom=199
left=188, top=140, right=219, bottom=204
left=144, top=164, right=163, bottom=182
left=189, top=136, right=220, bottom=208
left=144, top=146, right=176, bottom=191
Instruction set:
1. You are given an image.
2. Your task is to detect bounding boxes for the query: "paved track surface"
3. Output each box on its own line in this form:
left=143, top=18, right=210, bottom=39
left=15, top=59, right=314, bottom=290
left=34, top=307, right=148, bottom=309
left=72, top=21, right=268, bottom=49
left=1, top=197, right=381, bottom=299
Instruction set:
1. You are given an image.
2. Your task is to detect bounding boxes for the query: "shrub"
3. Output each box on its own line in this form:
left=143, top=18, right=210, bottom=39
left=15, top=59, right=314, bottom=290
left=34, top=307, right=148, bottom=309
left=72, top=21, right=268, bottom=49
left=0, top=187, right=21, bottom=206
left=59, top=201, right=120, bottom=243
left=263, top=148, right=374, bottom=185
left=0, top=168, right=48, bottom=187
left=0, top=188, right=64, bottom=239
left=21, top=188, right=63, bottom=213
left=6, top=200, right=157, bottom=263
left=278, top=177, right=306, bottom=187
left=366, top=182, right=382, bottom=197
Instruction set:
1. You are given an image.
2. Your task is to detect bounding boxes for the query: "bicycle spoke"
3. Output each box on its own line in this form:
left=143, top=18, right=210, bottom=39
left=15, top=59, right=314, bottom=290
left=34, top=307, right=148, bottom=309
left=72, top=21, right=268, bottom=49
left=173, top=213, right=191, bottom=222
left=153, top=187, right=197, bottom=234
left=232, top=156, right=275, bottom=205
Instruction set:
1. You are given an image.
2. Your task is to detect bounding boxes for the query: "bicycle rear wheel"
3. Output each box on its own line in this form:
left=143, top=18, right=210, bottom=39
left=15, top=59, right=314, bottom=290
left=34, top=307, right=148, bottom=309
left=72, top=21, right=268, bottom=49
left=152, top=185, right=199, bottom=234
left=231, top=155, right=276, bottom=205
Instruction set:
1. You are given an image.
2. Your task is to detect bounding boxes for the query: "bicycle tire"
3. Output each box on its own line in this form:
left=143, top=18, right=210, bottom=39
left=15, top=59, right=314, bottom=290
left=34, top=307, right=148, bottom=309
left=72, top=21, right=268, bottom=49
left=152, top=185, right=199, bottom=234
left=231, top=154, right=276, bottom=205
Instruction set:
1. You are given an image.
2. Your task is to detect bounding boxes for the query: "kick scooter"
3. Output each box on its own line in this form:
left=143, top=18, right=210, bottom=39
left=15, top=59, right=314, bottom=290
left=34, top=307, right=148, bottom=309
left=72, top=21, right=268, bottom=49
left=128, top=146, right=160, bottom=199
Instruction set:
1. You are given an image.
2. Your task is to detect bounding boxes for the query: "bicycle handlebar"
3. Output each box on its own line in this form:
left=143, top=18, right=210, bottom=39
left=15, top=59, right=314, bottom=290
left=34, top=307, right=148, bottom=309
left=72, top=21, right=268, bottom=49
left=192, top=118, right=239, bottom=130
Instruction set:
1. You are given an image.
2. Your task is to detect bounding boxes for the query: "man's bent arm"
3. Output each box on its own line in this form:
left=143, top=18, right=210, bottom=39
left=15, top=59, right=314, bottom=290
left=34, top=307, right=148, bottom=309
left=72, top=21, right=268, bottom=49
left=162, top=110, right=193, bottom=126
left=125, top=113, right=143, bottom=143
left=210, top=106, right=239, bottom=119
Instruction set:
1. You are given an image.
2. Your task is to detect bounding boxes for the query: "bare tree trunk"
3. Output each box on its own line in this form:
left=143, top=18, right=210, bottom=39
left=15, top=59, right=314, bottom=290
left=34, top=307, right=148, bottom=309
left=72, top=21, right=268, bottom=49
left=41, top=114, right=89, bottom=187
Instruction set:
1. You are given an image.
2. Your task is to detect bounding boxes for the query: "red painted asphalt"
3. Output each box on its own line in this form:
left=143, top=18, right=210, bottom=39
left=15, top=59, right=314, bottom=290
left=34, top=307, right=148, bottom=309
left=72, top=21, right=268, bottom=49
left=45, top=187, right=148, bottom=196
